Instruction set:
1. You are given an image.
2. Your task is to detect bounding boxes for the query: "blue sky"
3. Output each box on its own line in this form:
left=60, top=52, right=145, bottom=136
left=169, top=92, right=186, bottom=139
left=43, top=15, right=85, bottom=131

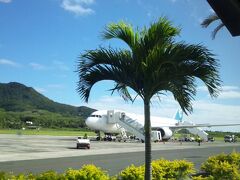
left=0, top=0, right=240, bottom=132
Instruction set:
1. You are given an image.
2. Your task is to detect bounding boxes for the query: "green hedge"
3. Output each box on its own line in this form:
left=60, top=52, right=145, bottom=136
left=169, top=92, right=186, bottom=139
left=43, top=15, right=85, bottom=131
left=116, top=165, right=144, bottom=180
left=115, top=159, right=194, bottom=180
left=193, top=152, right=240, bottom=180
left=65, top=165, right=109, bottom=180
left=1, top=153, right=240, bottom=180
left=0, top=165, right=109, bottom=180
left=151, top=159, right=195, bottom=179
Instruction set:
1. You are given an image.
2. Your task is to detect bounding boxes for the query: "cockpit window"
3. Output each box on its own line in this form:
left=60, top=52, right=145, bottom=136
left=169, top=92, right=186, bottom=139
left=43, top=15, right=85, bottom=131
left=90, top=115, right=102, bottom=118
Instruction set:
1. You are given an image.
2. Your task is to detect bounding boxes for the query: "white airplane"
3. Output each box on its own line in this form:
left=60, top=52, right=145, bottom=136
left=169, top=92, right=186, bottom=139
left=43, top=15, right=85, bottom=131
left=85, top=109, right=240, bottom=141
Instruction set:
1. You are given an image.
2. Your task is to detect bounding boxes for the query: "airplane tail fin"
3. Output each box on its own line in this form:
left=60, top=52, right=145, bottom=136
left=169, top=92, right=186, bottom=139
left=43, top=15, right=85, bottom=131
left=173, top=109, right=183, bottom=122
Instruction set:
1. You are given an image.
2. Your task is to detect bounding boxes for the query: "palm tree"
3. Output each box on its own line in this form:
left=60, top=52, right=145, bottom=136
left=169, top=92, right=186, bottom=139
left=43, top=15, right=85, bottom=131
left=76, top=17, right=221, bottom=180
left=201, top=13, right=225, bottom=39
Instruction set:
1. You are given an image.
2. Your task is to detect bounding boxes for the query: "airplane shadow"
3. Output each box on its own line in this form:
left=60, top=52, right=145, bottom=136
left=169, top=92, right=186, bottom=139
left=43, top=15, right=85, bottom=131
left=67, top=147, right=90, bottom=150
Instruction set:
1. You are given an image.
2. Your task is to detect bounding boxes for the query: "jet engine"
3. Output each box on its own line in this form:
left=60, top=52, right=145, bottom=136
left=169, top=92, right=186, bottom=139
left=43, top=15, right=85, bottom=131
left=158, top=127, right=173, bottom=140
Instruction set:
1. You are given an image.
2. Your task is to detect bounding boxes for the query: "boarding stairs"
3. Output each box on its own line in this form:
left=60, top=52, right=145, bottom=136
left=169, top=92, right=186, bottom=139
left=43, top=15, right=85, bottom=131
left=118, top=115, right=145, bottom=141
left=120, top=128, right=128, bottom=139
left=182, top=121, right=208, bottom=141
left=107, top=110, right=145, bottom=141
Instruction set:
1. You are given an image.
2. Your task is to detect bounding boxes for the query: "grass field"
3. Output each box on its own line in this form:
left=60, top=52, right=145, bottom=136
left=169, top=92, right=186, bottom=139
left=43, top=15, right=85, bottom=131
left=0, top=129, right=228, bottom=141
left=173, top=133, right=225, bottom=141
left=0, top=128, right=96, bottom=136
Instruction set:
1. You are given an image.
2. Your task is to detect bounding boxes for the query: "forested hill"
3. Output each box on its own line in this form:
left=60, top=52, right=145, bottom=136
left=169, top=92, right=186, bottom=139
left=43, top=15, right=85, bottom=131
left=0, top=82, right=95, bottom=118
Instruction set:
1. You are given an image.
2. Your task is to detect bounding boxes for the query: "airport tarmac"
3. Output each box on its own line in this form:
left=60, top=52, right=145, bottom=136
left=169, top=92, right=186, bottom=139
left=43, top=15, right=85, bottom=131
left=0, top=134, right=239, bottom=175
left=1, top=134, right=239, bottom=162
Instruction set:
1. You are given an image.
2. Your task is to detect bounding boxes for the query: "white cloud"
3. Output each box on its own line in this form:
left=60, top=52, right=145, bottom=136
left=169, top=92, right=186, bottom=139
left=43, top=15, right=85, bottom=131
left=0, top=0, right=11, bottom=3
left=29, top=61, right=70, bottom=72
left=197, top=85, right=240, bottom=99
left=35, top=87, right=47, bottom=93
left=222, top=86, right=239, bottom=91
left=197, top=85, right=240, bottom=92
left=29, top=63, right=48, bottom=70
left=184, top=100, right=240, bottom=132
left=0, top=59, right=20, bottom=67
left=85, top=94, right=178, bottom=117
left=219, top=91, right=240, bottom=99
left=219, top=86, right=240, bottom=99
left=53, top=60, right=70, bottom=71
left=61, top=0, right=95, bottom=16
left=80, top=0, right=94, bottom=4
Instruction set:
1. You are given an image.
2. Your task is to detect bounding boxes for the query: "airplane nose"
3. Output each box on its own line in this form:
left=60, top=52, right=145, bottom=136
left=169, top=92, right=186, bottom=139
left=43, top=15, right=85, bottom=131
left=85, top=116, right=99, bottom=129
left=85, top=117, right=95, bottom=127
left=85, top=117, right=90, bottom=126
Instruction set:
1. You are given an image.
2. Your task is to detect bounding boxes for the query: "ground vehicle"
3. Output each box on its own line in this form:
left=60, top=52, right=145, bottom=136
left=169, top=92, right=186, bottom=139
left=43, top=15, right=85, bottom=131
left=207, top=136, right=215, bottom=142
left=224, top=135, right=237, bottom=143
left=187, top=137, right=195, bottom=142
left=178, top=136, right=195, bottom=142
left=76, top=137, right=90, bottom=149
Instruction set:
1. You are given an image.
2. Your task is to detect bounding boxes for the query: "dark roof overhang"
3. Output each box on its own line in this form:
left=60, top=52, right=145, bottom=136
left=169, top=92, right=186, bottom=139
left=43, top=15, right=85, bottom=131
left=207, top=0, right=240, bottom=36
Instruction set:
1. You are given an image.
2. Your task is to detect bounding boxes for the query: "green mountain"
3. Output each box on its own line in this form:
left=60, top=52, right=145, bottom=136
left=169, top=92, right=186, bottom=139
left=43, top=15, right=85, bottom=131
left=0, top=82, right=96, bottom=129
left=0, top=82, right=95, bottom=117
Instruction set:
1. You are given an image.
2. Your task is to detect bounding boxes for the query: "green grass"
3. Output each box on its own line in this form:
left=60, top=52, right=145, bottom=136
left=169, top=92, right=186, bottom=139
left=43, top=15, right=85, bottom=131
left=0, top=128, right=96, bottom=136
left=173, top=133, right=225, bottom=142
left=0, top=129, right=229, bottom=141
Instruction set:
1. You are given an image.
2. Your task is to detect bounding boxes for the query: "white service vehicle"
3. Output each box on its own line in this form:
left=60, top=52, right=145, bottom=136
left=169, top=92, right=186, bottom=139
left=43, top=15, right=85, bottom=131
left=76, top=137, right=90, bottom=149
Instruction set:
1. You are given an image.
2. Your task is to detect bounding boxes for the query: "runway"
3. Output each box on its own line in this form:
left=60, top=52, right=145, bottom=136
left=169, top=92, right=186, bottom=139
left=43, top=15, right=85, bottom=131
left=0, top=134, right=239, bottom=176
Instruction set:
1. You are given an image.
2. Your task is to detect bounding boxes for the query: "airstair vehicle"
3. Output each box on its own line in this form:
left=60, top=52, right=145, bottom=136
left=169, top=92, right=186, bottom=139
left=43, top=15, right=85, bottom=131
left=106, top=110, right=209, bottom=142
left=181, top=121, right=209, bottom=141
left=107, top=110, right=161, bottom=142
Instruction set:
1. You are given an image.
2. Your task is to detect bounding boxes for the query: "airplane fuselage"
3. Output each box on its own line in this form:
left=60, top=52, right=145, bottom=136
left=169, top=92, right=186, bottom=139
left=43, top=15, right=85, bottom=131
left=85, top=110, right=177, bottom=139
left=85, top=109, right=240, bottom=141
left=86, top=111, right=123, bottom=133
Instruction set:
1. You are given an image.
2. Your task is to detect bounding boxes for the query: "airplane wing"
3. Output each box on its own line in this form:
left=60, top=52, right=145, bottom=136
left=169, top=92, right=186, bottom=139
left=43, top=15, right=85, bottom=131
left=167, top=123, right=240, bottom=129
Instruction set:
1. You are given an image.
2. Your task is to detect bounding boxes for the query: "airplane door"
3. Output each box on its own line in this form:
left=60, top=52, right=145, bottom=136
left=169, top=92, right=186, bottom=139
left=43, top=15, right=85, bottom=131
left=158, top=131, right=162, bottom=141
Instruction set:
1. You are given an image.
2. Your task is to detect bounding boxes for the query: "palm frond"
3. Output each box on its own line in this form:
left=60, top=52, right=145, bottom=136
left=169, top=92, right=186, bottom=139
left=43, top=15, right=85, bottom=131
left=110, top=83, right=133, bottom=102
left=138, top=17, right=180, bottom=59
left=211, top=23, right=225, bottom=39
left=201, top=13, right=225, bottom=39
left=142, top=42, right=221, bottom=113
left=201, top=13, right=219, bottom=28
left=170, top=43, right=221, bottom=97
left=102, top=21, right=137, bottom=51
left=77, top=47, right=138, bottom=102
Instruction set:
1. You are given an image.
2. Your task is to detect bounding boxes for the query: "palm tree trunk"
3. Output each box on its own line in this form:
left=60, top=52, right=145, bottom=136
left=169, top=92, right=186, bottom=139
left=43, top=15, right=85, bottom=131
left=144, top=99, right=152, bottom=180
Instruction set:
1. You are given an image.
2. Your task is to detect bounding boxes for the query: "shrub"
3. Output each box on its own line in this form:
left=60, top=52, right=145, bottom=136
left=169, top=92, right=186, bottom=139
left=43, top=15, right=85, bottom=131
left=0, top=172, right=21, bottom=180
left=0, top=172, right=7, bottom=180
left=65, top=164, right=109, bottom=180
left=116, top=164, right=144, bottom=180
left=10, top=174, right=27, bottom=180
left=116, top=159, right=194, bottom=180
left=192, top=175, right=214, bottom=180
left=152, top=159, right=195, bottom=179
left=35, top=170, right=64, bottom=180
left=0, top=172, right=35, bottom=180
left=199, top=152, right=240, bottom=180
left=0, top=172, right=8, bottom=180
